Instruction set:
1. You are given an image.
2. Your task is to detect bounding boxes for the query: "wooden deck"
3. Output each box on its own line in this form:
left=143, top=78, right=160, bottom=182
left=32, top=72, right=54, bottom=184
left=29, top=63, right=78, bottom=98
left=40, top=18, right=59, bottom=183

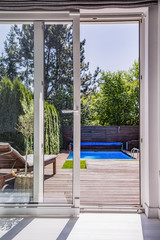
left=44, top=154, right=140, bottom=205
left=0, top=151, right=139, bottom=205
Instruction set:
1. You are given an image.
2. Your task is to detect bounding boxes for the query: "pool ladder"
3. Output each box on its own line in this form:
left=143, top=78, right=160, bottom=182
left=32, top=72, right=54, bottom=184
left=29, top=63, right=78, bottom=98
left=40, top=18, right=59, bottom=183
left=131, top=147, right=139, bottom=159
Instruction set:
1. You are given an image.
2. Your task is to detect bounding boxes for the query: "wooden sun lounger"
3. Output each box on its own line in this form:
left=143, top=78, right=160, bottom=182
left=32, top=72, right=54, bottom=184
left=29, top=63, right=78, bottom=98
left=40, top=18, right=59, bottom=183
left=0, top=143, right=57, bottom=189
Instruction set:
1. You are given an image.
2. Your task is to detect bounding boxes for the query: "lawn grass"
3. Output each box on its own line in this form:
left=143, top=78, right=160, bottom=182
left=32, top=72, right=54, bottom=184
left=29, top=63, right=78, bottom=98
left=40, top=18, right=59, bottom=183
left=62, top=160, right=86, bottom=169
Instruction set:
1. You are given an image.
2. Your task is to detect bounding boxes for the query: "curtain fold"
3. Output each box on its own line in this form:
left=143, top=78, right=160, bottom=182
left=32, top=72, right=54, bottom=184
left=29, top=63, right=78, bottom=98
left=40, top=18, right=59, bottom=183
left=0, top=1, right=157, bottom=11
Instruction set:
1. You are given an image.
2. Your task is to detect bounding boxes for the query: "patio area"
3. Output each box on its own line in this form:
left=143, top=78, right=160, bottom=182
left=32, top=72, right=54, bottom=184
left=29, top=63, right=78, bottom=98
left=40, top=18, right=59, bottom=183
left=0, top=150, right=139, bottom=205
left=44, top=152, right=140, bottom=205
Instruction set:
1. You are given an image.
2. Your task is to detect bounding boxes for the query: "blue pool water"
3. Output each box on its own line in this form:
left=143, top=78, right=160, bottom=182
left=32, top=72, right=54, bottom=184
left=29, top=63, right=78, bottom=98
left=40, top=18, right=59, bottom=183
left=67, top=151, right=132, bottom=160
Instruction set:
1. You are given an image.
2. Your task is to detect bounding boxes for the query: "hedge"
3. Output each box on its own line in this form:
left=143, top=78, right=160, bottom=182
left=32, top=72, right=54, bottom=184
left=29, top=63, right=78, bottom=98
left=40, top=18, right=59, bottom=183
left=0, top=77, right=60, bottom=154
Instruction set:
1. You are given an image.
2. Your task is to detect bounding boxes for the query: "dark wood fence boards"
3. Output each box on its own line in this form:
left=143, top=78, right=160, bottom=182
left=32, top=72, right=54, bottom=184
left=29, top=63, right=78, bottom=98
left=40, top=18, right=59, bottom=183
left=62, top=126, right=139, bottom=150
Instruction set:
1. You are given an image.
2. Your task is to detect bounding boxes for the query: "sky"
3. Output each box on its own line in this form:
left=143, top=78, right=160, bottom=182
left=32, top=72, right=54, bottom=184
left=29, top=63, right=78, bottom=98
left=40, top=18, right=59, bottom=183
left=0, top=24, right=11, bottom=51
left=0, top=23, right=139, bottom=73
left=80, top=23, right=139, bottom=73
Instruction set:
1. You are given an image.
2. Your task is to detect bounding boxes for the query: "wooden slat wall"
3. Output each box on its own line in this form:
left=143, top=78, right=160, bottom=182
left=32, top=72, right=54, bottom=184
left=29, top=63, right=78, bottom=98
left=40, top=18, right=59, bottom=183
left=62, top=126, right=139, bottom=149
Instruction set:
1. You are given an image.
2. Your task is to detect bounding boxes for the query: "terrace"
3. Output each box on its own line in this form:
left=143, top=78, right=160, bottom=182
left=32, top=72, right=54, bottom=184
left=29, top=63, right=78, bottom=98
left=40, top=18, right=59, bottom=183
left=0, top=146, right=139, bottom=206
left=44, top=150, right=139, bottom=205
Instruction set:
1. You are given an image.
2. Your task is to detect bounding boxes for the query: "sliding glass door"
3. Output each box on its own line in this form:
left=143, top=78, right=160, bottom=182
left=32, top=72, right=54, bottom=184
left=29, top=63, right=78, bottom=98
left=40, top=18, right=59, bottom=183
left=0, top=12, right=81, bottom=216
left=0, top=23, right=34, bottom=203
left=33, top=17, right=80, bottom=207
left=43, top=22, right=74, bottom=204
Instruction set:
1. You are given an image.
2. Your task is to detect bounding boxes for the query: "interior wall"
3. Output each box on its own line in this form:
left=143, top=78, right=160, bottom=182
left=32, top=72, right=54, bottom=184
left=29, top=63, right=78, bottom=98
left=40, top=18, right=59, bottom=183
left=142, top=5, right=160, bottom=218
left=158, top=0, right=160, bottom=219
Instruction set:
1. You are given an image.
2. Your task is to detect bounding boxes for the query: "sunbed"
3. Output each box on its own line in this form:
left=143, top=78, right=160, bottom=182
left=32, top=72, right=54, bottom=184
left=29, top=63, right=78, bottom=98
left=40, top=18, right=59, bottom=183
left=0, top=142, right=56, bottom=189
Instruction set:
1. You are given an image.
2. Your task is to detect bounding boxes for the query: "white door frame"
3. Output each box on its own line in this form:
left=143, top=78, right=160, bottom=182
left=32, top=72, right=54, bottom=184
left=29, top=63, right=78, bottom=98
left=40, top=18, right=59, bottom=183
left=0, top=7, right=159, bottom=217
left=33, top=13, right=81, bottom=212
left=140, top=5, right=160, bottom=218
left=0, top=11, right=81, bottom=217
left=33, top=21, right=44, bottom=203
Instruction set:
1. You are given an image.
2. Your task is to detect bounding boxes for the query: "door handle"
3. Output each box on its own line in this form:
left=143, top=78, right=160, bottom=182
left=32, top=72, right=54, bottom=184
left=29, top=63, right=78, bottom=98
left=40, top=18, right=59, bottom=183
left=62, top=109, right=79, bottom=114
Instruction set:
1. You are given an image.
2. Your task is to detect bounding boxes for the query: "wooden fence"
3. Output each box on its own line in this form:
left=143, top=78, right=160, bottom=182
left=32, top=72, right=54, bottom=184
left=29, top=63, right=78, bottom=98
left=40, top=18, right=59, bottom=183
left=62, top=126, right=139, bottom=150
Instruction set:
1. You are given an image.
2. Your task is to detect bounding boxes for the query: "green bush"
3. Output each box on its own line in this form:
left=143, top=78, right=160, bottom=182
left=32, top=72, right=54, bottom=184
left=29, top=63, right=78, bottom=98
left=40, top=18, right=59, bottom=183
left=0, top=77, right=60, bottom=154
left=0, top=77, right=31, bottom=153
left=44, top=102, right=60, bottom=154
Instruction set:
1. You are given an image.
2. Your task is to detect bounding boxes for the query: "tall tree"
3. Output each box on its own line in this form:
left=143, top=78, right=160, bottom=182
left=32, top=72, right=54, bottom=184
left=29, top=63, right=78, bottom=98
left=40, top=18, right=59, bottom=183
left=44, top=24, right=74, bottom=117
left=125, top=60, right=139, bottom=125
left=15, top=24, right=34, bottom=87
left=4, top=25, right=20, bottom=82
left=0, top=77, right=60, bottom=154
left=44, top=25, right=98, bottom=125
left=2, top=24, right=96, bottom=125
left=81, top=61, right=139, bottom=126
left=0, top=53, right=6, bottom=81
left=97, top=71, right=132, bottom=125
left=0, top=77, right=14, bottom=133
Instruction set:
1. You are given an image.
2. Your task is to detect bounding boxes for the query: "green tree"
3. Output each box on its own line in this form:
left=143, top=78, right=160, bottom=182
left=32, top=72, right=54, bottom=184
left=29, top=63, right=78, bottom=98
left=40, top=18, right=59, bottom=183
left=44, top=25, right=99, bottom=125
left=16, top=98, right=34, bottom=175
left=0, top=77, right=14, bottom=133
left=0, top=53, right=7, bottom=81
left=98, top=71, right=132, bottom=125
left=0, top=77, right=60, bottom=154
left=0, top=77, right=31, bottom=151
left=44, top=24, right=74, bottom=125
left=44, top=102, right=60, bottom=154
left=4, top=25, right=20, bottom=82
left=81, top=94, right=98, bottom=126
left=15, top=24, right=34, bottom=87
left=81, top=61, right=139, bottom=126
left=126, top=60, right=139, bottom=125
left=2, top=24, right=99, bottom=126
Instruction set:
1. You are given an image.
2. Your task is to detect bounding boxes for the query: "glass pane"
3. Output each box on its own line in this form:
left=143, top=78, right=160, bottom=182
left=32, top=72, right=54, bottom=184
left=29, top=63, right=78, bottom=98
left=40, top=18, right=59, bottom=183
left=44, top=23, right=73, bottom=204
left=80, top=23, right=140, bottom=206
left=0, top=24, right=34, bottom=203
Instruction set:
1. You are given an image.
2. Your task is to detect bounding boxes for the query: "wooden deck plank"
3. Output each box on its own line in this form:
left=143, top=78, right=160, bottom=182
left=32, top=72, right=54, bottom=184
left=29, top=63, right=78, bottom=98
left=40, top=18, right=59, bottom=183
left=44, top=156, right=140, bottom=205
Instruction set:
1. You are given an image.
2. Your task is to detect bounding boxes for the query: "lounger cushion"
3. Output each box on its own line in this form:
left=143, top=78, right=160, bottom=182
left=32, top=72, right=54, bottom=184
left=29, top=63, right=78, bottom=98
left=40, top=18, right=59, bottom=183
left=25, top=154, right=57, bottom=167
left=0, top=143, right=57, bottom=168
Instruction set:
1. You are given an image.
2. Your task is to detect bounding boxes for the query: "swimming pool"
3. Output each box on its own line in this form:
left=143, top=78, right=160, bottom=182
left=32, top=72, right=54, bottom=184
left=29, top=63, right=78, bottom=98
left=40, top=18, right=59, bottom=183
left=67, top=151, right=133, bottom=160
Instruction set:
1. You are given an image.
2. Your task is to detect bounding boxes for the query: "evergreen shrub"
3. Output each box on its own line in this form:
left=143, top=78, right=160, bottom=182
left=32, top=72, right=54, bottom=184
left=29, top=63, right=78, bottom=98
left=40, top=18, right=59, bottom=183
left=0, top=77, right=60, bottom=154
